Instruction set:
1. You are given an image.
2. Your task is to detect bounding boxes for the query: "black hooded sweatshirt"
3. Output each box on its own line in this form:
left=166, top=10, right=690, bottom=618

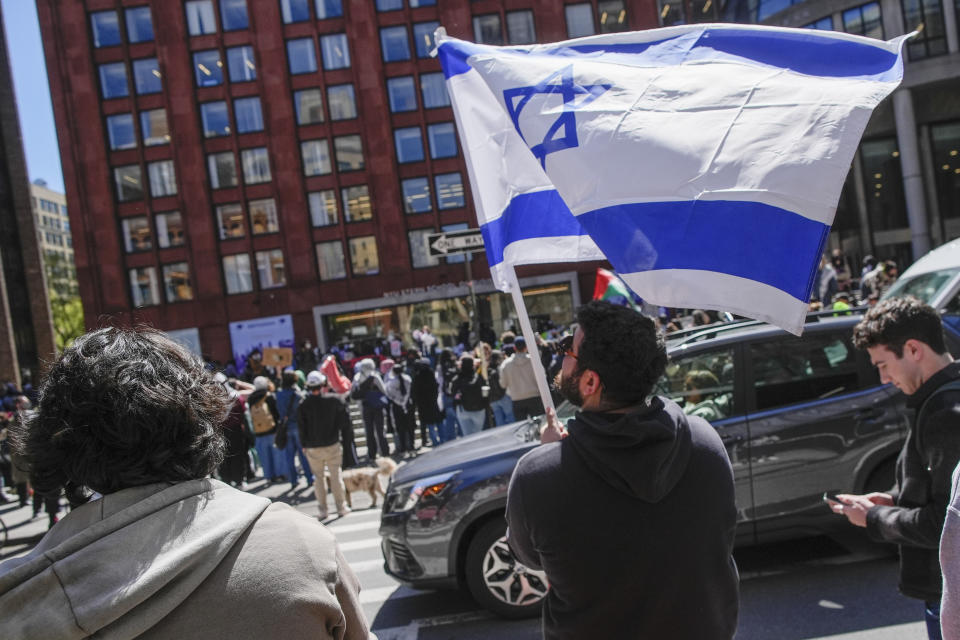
left=506, top=396, right=739, bottom=639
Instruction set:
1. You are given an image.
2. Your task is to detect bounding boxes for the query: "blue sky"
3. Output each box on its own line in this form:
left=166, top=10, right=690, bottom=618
left=3, top=0, right=63, bottom=193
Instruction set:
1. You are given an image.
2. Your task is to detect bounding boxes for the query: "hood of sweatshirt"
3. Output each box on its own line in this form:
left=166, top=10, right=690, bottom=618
left=566, top=396, right=692, bottom=503
left=0, top=479, right=270, bottom=639
left=247, top=388, right=269, bottom=405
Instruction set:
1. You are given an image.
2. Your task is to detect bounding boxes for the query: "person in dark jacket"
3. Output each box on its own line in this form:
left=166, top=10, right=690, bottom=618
left=215, top=373, right=253, bottom=488
left=297, top=371, right=351, bottom=520
left=506, top=301, right=739, bottom=639
left=450, top=355, right=487, bottom=436
left=487, top=350, right=514, bottom=426
left=832, top=296, right=960, bottom=639
left=437, top=349, right=461, bottom=442
left=411, top=358, right=442, bottom=447
left=275, top=370, right=314, bottom=490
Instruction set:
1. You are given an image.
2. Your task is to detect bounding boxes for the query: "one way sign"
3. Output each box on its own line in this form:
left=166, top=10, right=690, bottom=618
left=427, top=229, right=485, bottom=257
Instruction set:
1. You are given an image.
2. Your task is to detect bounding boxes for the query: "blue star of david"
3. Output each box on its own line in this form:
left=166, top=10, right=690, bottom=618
left=503, top=65, right=611, bottom=169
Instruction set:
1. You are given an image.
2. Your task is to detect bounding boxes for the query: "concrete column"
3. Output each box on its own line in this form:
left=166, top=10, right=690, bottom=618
left=918, top=123, right=944, bottom=246
left=943, top=0, right=959, bottom=53
left=892, top=89, right=932, bottom=260
left=852, top=153, right=874, bottom=256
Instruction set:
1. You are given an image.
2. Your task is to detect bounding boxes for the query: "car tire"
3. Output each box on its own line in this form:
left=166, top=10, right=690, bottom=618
left=464, top=518, right=549, bottom=619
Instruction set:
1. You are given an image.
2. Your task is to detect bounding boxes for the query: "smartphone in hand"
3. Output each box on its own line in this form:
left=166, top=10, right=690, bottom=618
left=823, top=491, right=844, bottom=503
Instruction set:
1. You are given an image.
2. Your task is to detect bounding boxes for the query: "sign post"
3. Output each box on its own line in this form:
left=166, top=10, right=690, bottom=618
left=427, top=230, right=485, bottom=341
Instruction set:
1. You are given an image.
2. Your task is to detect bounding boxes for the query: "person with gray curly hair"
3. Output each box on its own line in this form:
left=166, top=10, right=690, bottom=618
left=0, top=327, right=372, bottom=640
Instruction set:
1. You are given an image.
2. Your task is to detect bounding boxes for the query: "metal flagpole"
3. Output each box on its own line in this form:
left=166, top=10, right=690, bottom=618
left=508, top=266, right=556, bottom=415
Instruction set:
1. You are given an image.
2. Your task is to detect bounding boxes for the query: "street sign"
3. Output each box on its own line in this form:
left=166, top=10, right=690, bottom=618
left=427, top=229, right=485, bottom=257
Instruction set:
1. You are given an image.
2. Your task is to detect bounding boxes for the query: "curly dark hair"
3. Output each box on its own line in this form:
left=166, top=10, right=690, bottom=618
left=852, top=296, right=947, bottom=357
left=575, top=301, right=667, bottom=406
left=11, top=327, right=229, bottom=497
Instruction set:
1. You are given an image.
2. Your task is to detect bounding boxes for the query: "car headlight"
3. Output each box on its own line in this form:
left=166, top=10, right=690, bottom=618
left=386, top=471, right=460, bottom=514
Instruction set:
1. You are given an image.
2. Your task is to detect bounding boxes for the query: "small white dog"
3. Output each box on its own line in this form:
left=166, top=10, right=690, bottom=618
left=339, top=457, right=398, bottom=508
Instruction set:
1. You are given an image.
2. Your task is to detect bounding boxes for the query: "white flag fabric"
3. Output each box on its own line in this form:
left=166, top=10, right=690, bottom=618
left=436, top=24, right=908, bottom=334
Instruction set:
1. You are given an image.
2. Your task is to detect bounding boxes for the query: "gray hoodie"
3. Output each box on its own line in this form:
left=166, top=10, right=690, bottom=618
left=0, top=479, right=372, bottom=640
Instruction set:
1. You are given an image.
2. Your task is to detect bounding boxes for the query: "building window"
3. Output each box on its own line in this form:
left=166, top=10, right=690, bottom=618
left=473, top=15, right=504, bottom=45
left=194, top=50, right=223, bottom=87
left=902, top=0, right=948, bottom=58
left=320, top=33, right=350, bottom=70
left=281, top=0, right=311, bottom=22
left=156, top=211, right=185, bottom=248
left=220, top=0, right=249, bottom=30
left=932, top=121, right=960, bottom=226
left=507, top=11, right=536, bottom=44
left=387, top=76, right=417, bottom=112
left=316, top=241, right=346, bottom=280
left=163, top=262, right=193, bottom=302
left=598, top=0, right=629, bottom=32
left=208, top=152, right=238, bottom=189
left=227, top=46, right=257, bottom=82
left=412, top=22, right=440, bottom=58
left=349, top=236, right=379, bottom=275
left=342, top=185, right=372, bottom=221
left=122, top=216, right=152, bottom=252
left=241, top=147, right=272, bottom=184
left=234, top=96, right=264, bottom=133
left=394, top=127, right=424, bottom=163
left=381, top=25, right=411, bottom=62
left=409, top=228, right=440, bottom=268
left=376, top=0, right=403, bottom=10
left=223, top=254, right=254, bottom=294
left=249, top=198, right=279, bottom=234
left=842, top=2, right=884, bottom=38
left=435, top=172, right=465, bottom=209
left=294, top=88, right=325, bottom=125
left=309, top=190, right=338, bottom=226
left=141, top=109, right=170, bottom=146
left=328, top=84, right=357, bottom=120
left=420, top=72, right=449, bottom=109
left=861, top=138, right=907, bottom=231
left=287, top=38, right=318, bottom=74
left=427, top=122, right=457, bottom=159
left=99, top=62, right=129, bottom=99
left=201, top=101, right=231, bottom=137
left=130, top=267, right=160, bottom=307
left=106, top=114, right=136, bottom=150
left=148, top=160, right=177, bottom=197
left=401, top=177, right=431, bottom=214
left=411, top=0, right=436, bottom=5
left=115, top=165, right=144, bottom=201
left=804, top=16, right=835, bottom=29
left=125, top=7, right=154, bottom=43
left=217, top=203, right=245, bottom=239
left=301, top=139, right=332, bottom=176
left=132, top=58, right=162, bottom=94
left=256, top=249, right=286, bottom=288
left=90, top=11, right=122, bottom=47
left=186, top=0, right=217, bottom=35
left=566, top=3, right=596, bottom=37
left=334, top=135, right=364, bottom=172
left=316, top=0, right=344, bottom=19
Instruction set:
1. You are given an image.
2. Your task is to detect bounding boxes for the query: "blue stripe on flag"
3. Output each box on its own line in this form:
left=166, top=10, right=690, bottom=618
left=480, top=190, right=588, bottom=266
left=481, top=191, right=828, bottom=302
left=439, top=28, right=900, bottom=82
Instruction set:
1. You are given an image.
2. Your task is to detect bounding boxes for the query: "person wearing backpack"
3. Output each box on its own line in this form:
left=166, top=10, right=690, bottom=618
left=248, top=376, right=283, bottom=482
left=275, top=370, right=314, bottom=491
left=829, top=297, right=960, bottom=640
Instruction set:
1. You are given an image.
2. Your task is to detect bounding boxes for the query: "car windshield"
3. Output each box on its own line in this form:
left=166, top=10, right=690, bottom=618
left=883, top=268, right=960, bottom=304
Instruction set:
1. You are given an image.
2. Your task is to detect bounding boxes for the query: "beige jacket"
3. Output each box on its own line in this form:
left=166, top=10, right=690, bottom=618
left=499, top=352, right=539, bottom=401
left=0, top=479, right=373, bottom=640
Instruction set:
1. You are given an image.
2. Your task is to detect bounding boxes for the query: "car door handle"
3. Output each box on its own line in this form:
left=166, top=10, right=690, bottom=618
left=855, top=407, right=884, bottom=421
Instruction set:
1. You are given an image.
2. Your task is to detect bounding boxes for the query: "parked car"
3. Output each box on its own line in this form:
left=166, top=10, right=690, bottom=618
left=379, top=312, right=908, bottom=618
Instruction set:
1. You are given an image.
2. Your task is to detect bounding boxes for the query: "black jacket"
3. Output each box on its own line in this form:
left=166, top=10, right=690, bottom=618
left=451, top=374, right=486, bottom=412
left=297, top=393, right=351, bottom=448
left=411, top=363, right=443, bottom=424
left=506, top=397, right=739, bottom=640
left=866, top=361, right=960, bottom=601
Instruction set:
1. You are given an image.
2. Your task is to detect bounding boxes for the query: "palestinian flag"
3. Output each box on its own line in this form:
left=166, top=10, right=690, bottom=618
left=593, top=268, right=641, bottom=310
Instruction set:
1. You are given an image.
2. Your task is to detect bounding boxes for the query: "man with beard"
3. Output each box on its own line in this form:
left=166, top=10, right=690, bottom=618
left=505, top=301, right=739, bottom=639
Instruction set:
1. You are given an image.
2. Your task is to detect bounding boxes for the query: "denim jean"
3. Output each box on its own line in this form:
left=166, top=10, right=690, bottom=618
left=254, top=434, right=281, bottom=479
left=440, top=394, right=460, bottom=442
left=925, top=600, right=942, bottom=640
left=490, top=395, right=515, bottom=426
left=457, top=407, right=486, bottom=436
left=280, top=429, right=314, bottom=484
left=423, top=422, right=441, bottom=446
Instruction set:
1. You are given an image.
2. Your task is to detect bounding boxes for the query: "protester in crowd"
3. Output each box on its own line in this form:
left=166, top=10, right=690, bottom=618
left=248, top=376, right=284, bottom=482
left=451, top=355, right=488, bottom=436
left=241, top=349, right=274, bottom=384
left=0, top=328, right=371, bottom=639
left=214, top=372, right=253, bottom=488
left=833, top=248, right=853, bottom=291
left=499, top=337, right=544, bottom=420
left=437, top=349, right=461, bottom=442
left=411, top=358, right=442, bottom=447
left=817, top=253, right=839, bottom=306
left=861, top=259, right=899, bottom=300
left=275, top=370, right=314, bottom=490
left=351, top=358, right=390, bottom=461
left=501, top=330, right=516, bottom=357
left=830, top=297, right=960, bottom=640
left=487, top=350, right=514, bottom=426
left=861, top=254, right=878, bottom=281
left=385, top=362, right=415, bottom=455
left=296, top=340, right=319, bottom=374
left=506, top=301, right=739, bottom=638
left=298, top=371, right=352, bottom=520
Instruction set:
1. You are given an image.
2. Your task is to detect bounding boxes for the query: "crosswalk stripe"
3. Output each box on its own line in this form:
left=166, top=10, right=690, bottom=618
left=346, top=557, right=385, bottom=573
left=359, top=584, right=419, bottom=605
left=327, top=521, right=382, bottom=535
left=338, top=538, right=382, bottom=552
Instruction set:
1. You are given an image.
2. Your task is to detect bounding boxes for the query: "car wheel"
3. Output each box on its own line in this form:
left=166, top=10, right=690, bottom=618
left=464, top=518, right=549, bottom=619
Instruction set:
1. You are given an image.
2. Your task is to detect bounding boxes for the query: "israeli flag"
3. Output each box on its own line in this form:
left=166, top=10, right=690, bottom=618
left=436, top=25, right=907, bottom=334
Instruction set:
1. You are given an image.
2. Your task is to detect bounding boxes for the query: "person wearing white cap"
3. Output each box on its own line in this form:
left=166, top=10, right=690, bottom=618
left=297, top=371, right=351, bottom=519
left=351, top=359, right=390, bottom=461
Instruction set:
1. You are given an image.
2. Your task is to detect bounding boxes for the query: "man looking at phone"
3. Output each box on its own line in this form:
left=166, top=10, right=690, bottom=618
left=831, top=296, right=960, bottom=640
left=505, top=301, right=739, bottom=639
